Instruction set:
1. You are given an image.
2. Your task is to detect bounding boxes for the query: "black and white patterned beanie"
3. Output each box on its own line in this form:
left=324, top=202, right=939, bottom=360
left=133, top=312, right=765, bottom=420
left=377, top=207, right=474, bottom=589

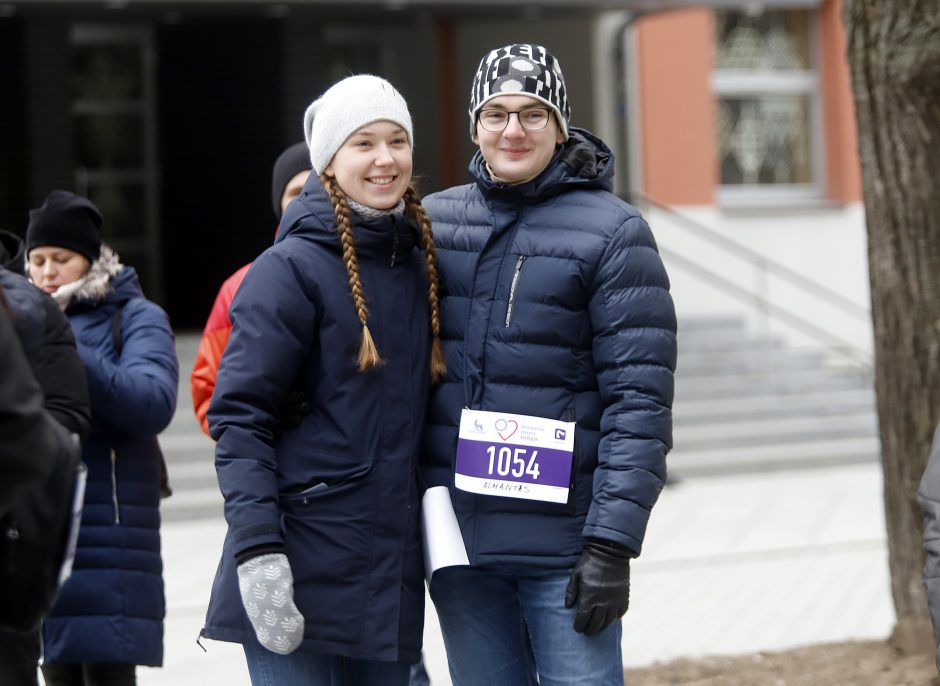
left=468, top=43, right=570, bottom=141
left=303, top=75, right=414, bottom=176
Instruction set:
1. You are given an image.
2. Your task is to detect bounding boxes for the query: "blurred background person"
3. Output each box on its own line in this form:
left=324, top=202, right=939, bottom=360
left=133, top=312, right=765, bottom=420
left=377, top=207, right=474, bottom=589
left=0, top=226, right=90, bottom=686
left=26, top=190, right=179, bottom=686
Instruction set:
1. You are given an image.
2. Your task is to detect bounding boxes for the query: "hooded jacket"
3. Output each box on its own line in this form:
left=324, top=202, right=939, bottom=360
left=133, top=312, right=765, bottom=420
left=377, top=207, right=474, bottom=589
left=421, top=128, right=676, bottom=567
left=41, top=247, right=179, bottom=666
left=202, top=174, right=431, bottom=663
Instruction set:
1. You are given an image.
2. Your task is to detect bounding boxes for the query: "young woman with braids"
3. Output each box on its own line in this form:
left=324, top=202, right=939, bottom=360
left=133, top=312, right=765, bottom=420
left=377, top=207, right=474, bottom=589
left=200, top=75, right=444, bottom=686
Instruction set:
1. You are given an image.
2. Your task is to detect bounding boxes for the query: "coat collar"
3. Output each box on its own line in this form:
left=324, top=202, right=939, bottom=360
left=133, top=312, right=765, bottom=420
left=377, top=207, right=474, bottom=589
left=469, top=127, right=615, bottom=202
left=277, top=174, right=421, bottom=264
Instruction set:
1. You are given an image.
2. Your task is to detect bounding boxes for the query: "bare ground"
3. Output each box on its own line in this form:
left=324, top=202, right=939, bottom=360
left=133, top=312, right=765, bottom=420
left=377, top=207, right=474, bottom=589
left=622, top=640, right=939, bottom=685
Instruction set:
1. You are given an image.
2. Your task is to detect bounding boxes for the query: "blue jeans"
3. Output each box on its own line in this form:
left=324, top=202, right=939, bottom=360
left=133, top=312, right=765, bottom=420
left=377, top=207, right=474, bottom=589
left=429, top=564, right=623, bottom=686
left=243, top=643, right=411, bottom=686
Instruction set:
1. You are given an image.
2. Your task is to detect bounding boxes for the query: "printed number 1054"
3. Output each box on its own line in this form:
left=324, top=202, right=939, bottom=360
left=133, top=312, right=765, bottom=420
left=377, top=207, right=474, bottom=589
left=485, top=445, right=541, bottom=480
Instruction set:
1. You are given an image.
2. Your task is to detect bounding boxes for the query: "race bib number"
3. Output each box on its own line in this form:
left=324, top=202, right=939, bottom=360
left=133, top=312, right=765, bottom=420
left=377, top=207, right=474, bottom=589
left=455, top=408, right=575, bottom=504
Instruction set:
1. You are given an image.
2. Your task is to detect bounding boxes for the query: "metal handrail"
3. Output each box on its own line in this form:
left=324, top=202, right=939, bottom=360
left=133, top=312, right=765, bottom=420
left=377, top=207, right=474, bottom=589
left=628, top=190, right=872, bottom=370
left=631, top=190, right=871, bottom=321
left=657, top=246, right=871, bottom=370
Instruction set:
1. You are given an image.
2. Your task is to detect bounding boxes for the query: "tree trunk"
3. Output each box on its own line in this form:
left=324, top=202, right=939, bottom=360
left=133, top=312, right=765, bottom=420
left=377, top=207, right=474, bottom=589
left=842, top=0, right=940, bottom=654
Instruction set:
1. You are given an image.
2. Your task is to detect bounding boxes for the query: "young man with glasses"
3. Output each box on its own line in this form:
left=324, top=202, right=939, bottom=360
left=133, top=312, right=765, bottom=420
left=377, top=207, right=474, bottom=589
left=421, top=43, right=677, bottom=685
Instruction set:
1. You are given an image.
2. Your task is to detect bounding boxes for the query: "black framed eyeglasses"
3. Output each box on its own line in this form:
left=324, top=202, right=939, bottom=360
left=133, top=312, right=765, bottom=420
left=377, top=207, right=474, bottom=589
left=477, top=107, right=552, bottom=133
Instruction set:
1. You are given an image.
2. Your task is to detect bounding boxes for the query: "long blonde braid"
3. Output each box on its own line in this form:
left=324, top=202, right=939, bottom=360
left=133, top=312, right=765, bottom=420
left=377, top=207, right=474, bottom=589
left=403, top=186, right=446, bottom=384
left=322, top=173, right=383, bottom=371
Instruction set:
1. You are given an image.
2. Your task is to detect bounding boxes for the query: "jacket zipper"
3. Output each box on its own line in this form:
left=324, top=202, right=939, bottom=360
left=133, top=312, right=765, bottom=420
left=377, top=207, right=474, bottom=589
left=504, top=255, right=527, bottom=327
left=110, top=449, right=121, bottom=524
left=390, top=226, right=400, bottom=267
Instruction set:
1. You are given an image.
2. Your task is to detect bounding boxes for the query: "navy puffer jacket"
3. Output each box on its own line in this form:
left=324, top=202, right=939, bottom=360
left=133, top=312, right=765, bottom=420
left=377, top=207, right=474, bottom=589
left=422, top=128, right=676, bottom=567
left=42, top=250, right=178, bottom=666
left=203, top=174, right=430, bottom=663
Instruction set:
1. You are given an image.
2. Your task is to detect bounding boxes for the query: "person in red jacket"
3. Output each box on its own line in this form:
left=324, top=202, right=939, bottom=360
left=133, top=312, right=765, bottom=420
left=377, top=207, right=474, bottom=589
left=191, top=142, right=311, bottom=435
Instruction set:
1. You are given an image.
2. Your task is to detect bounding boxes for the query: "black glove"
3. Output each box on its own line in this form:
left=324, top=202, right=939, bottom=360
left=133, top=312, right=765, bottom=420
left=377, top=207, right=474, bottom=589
left=275, top=390, right=311, bottom=436
left=564, top=540, right=632, bottom=636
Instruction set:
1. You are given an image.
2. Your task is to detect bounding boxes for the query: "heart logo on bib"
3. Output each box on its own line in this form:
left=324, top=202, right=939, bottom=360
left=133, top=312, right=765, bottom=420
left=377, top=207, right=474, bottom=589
left=497, top=420, right=518, bottom=441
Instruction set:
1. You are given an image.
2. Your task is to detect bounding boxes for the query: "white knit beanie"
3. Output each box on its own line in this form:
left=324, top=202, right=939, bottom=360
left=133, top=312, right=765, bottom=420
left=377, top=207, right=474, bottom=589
left=303, top=75, right=414, bottom=175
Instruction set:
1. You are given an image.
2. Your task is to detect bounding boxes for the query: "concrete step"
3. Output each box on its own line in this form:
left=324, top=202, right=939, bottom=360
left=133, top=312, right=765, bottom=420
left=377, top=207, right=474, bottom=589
left=160, top=432, right=214, bottom=453
left=667, top=436, right=880, bottom=478
left=677, top=316, right=747, bottom=333
left=160, top=487, right=224, bottom=524
left=675, top=412, right=878, bottom=450
left=676, top=367, right=871, bottom=400
left=677, top=334, right=788, bottom=355
left=159, top=432, right=220, bottom=523
left=677, top=348, right=828, bottom=378
left=674, top=387, right=875, bottom=425
left=161, top=457, right=217, bottom=488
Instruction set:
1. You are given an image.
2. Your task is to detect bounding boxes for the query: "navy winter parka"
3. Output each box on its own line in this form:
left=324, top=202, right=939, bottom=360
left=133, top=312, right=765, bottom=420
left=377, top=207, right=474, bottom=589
left=202, top=174, right=431, bottom=663
left=42, top=249, right=179, bottom=666
left=422, top=128, right=676, bottom=568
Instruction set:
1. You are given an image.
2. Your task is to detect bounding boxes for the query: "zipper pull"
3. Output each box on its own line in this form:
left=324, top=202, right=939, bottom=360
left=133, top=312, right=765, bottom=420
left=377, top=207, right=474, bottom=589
left=390, top=225, right=400, bottom=266
left=505, top=255, right=527, bottom=327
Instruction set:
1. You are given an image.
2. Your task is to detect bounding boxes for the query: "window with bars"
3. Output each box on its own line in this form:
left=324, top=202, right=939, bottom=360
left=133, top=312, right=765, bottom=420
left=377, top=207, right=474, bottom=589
left=71, top=25, right=162, bottom=301
left=713, top=9, right=822, bottom=203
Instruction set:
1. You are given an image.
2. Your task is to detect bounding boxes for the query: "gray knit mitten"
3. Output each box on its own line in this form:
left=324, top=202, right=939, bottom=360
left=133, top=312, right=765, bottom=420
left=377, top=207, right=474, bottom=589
left=237, top=553, right=305, bottom=655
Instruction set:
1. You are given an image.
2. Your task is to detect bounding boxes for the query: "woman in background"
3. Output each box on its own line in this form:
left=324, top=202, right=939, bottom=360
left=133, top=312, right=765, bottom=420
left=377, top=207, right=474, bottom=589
left=27, top=190, right=179, bottom=686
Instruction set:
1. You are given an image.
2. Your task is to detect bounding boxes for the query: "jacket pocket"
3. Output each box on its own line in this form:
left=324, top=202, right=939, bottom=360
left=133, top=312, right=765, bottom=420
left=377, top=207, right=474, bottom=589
left=279, top=481, right=329, bottom=508
left=504, top=255, right=527, bottom=327
left=278, top=453, right=373, bottom=514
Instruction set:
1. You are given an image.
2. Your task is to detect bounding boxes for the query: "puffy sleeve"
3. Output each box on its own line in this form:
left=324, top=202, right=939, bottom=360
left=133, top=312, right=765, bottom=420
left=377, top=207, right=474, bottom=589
left=583, top=213, right=677, bottom=555
left=78, top=297, right=179, bottom=436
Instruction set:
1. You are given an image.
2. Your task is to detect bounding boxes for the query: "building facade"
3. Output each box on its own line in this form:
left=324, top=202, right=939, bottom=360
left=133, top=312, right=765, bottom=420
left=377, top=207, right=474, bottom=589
left=624, top=2, right=869, bottom=361
left=2, top=0, right=867, bottom=354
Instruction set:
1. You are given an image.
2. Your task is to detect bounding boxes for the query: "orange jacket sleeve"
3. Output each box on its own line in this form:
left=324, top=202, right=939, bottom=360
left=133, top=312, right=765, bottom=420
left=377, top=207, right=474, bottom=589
left=191, top=264, right=252, bottom=436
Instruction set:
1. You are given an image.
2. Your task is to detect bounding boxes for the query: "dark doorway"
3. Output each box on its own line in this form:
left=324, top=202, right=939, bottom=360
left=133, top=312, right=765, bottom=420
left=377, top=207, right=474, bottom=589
left=0, top=17, right=28, bottom=232
left=158, top=18, right=283, bottom=329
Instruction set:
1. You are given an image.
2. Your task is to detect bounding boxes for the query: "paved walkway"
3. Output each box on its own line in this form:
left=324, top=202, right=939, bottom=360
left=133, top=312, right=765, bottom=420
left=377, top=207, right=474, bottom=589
left=137, top=461, right=893, bottom=685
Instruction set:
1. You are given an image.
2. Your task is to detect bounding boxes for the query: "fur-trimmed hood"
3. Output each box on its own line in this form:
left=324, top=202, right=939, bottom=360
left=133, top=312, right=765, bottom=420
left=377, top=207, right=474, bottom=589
left=64, top=243, right=125, bottom=305
left=30, top=244, right=136, bottom=310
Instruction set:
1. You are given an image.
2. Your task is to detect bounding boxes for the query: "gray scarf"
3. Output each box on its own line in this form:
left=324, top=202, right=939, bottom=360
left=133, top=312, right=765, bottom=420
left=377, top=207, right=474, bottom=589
left=348, top=198, right=406, bottom=220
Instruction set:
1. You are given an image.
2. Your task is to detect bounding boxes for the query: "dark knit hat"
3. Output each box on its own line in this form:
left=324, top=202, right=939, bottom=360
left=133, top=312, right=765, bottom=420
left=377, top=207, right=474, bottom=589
left=271, top=141, right=312, bottom=219
left=26, top=190, right=102, bottom=262
left=469, top=43, right=570, bottom=141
